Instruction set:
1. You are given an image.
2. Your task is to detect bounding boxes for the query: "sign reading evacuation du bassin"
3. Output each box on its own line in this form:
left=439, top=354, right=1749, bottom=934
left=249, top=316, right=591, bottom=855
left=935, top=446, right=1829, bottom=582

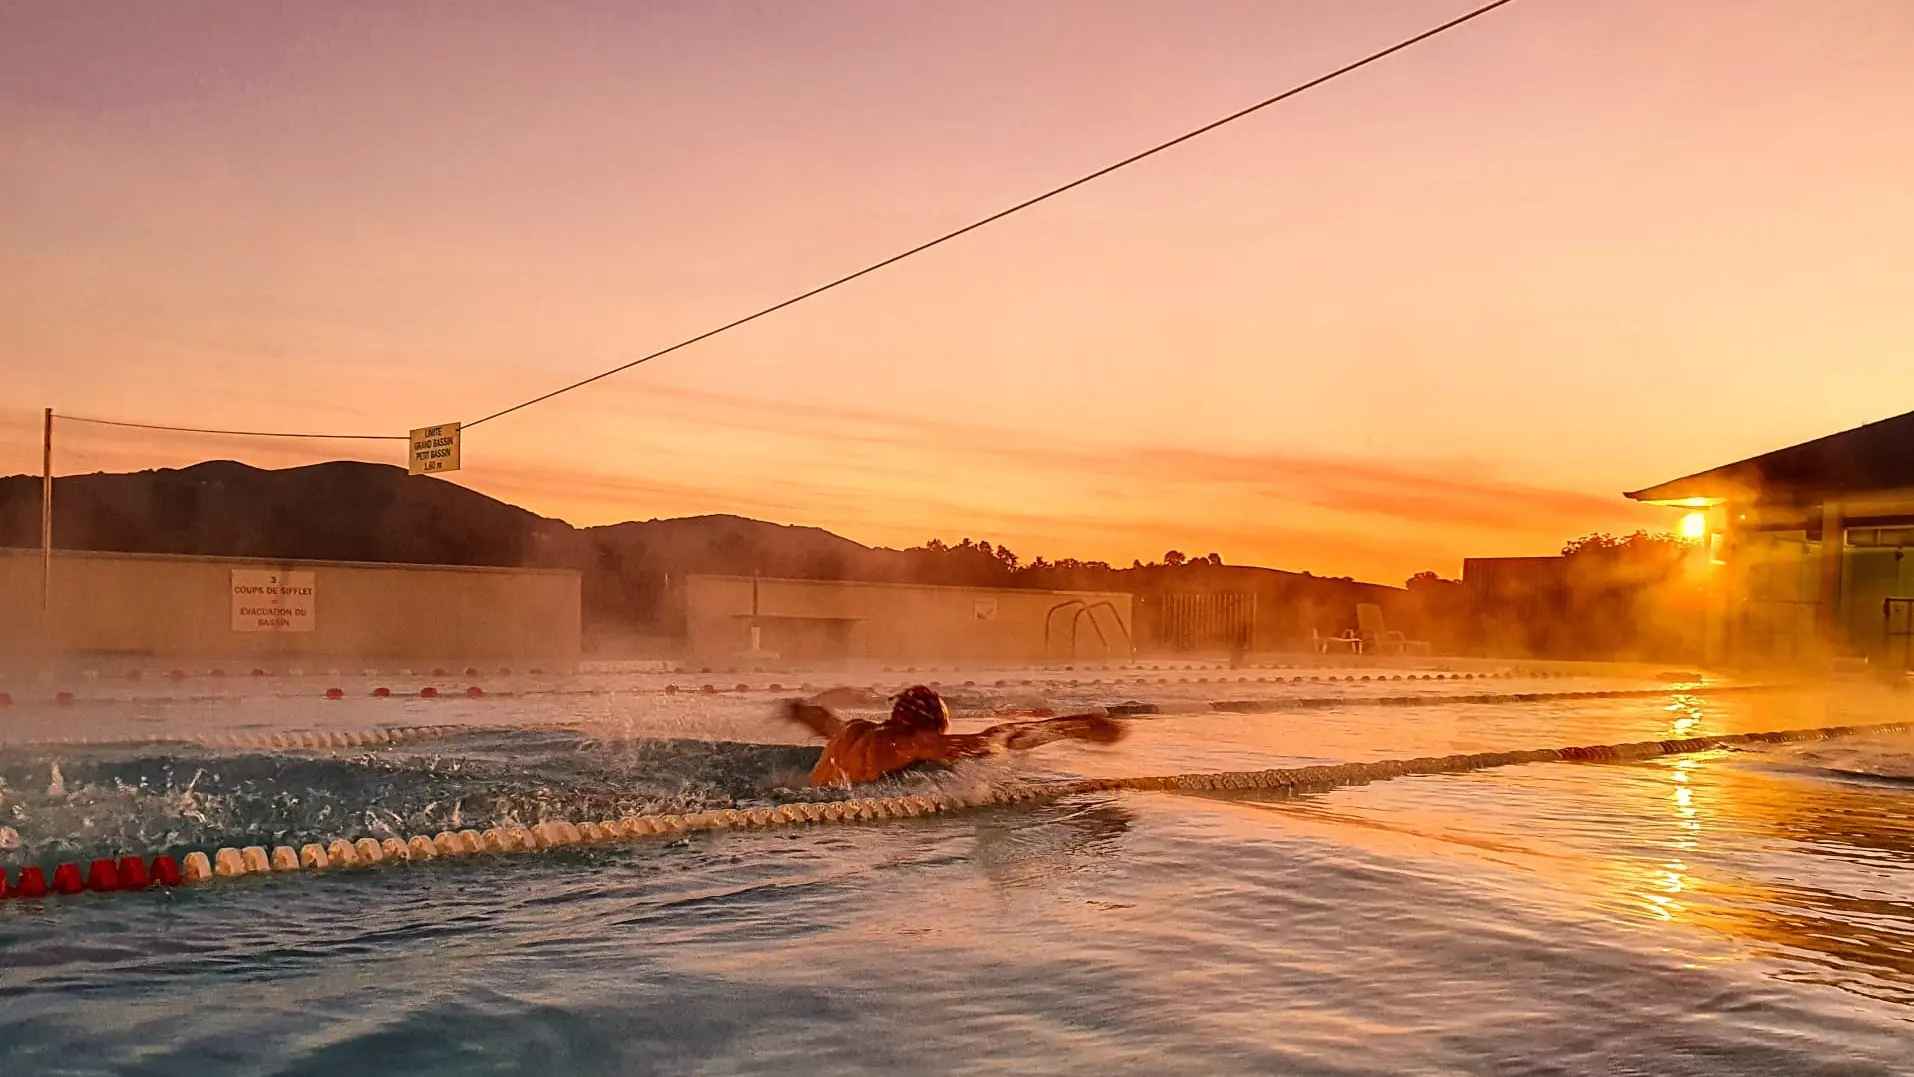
left=230, top=569, right=316, bottom=633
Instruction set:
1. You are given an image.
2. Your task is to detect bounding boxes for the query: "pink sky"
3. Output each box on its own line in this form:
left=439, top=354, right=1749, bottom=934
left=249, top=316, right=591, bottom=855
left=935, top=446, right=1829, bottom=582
left=4, top=1, right=1911, bottom=584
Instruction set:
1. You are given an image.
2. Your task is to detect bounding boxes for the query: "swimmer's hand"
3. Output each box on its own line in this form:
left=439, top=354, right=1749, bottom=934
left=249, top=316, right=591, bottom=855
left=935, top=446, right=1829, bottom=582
left=779, top=699, right=843, bottom=739
left=1055, top=713, right=1126, bottom=745
left=982, top=713, right=1129, bottom=753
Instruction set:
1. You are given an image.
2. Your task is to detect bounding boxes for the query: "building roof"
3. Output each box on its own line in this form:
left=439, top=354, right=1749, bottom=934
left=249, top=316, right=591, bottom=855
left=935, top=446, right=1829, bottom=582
left=1625, top=409, right=1914, bottom=504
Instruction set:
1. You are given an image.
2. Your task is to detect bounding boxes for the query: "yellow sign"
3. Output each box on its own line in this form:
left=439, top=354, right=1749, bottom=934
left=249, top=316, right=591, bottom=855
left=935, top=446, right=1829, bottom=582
left=409, top=422, right=461, bottom=475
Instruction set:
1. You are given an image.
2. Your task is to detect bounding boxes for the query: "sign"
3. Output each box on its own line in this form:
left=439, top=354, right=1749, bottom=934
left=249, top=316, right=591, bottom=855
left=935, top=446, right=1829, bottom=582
left=231, top=569, right=316, bottom=633
left=409, top=422, right=461, bottom=475
left=973, top=598, right=999, bottom=621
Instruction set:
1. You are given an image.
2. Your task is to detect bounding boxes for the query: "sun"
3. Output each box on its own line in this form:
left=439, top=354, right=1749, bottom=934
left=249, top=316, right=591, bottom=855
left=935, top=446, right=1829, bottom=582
left=1678, top=511, right=1707, bottom=540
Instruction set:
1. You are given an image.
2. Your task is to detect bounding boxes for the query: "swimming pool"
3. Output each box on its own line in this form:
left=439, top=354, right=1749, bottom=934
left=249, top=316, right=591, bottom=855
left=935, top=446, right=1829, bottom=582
left=3, top=666, right=1911, bottom=1075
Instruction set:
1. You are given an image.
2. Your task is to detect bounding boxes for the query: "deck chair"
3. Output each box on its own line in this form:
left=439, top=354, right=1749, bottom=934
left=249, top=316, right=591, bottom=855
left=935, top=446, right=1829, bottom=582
left=1312, top=626, right=1363, bottom=655
left=1356, top=604, right=1432, bottom=656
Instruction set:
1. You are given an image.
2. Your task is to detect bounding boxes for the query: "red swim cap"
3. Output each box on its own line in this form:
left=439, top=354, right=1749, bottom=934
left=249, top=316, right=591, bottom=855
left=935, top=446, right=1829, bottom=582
left=889, top=685, right=949, bottom=732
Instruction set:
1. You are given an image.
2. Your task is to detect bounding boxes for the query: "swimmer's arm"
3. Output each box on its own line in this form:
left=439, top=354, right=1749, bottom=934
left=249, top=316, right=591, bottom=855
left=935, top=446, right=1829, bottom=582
left=940, top=713, right=1128, bottom=758
left=779, top=700, right=844, bottom=739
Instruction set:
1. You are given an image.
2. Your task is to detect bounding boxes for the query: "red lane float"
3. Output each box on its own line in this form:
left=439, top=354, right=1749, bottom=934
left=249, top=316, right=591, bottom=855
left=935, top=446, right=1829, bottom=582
left=16, top=866, right=47, bottom=897
left=324, top=688, right=345, bottom=700
left=420, top=687, right=439, bottom=699
left=0, top=855, right=183, bottom=898
left=372, top=687, right=391, bottom=698
left=52, top=863, right=83, bottom=894
left=466, top=686, right=484, bottom=698
left=86, top=859, right=121, bottom=892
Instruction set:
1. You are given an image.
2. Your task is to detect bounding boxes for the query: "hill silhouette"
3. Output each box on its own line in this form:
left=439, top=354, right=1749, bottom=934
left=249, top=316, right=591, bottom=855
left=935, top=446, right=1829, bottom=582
left=0, top=460, right=1408, bottom=643
left=0, top=460, right=566, bottom=567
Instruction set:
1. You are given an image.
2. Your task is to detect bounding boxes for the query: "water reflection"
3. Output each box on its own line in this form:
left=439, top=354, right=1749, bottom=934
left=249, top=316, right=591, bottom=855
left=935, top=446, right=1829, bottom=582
left=971, top=800, right=1134, bottom=891
left=1590, top=752, right=1914, bottom=1004
left=1663, top=694, right=1705, bottom=739
left=1151, top=743, right=1914, bottom=1009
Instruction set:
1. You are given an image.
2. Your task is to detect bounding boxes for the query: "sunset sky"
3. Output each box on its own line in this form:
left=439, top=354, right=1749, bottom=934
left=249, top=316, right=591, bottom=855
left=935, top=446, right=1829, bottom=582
left=4, top=1, right=1911, bottom=585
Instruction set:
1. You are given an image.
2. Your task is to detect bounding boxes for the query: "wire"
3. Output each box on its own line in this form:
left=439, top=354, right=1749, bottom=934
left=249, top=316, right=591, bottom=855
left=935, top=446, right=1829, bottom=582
left=464, top=0, right=1522, bottom=429
left=58, top=414, right=408, bottom=441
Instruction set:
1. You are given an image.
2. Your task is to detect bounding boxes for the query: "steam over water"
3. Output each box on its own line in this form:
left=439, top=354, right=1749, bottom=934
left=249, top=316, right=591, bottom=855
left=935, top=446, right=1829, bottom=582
left=2, top=667, right=1912, bottom=1075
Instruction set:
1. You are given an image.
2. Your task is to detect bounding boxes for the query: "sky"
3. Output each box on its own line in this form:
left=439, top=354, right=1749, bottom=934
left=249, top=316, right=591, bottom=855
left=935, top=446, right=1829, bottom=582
left=3, top=0, right=1911, bottom=585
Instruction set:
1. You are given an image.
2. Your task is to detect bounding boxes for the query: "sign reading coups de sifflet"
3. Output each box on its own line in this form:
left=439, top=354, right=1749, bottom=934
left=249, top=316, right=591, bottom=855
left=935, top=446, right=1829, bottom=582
left=231, top=570, right=315, bottom=633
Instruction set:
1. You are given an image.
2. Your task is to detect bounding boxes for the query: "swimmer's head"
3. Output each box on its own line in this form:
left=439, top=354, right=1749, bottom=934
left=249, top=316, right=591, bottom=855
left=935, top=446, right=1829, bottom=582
left=889, top=685, right=949, bottom=733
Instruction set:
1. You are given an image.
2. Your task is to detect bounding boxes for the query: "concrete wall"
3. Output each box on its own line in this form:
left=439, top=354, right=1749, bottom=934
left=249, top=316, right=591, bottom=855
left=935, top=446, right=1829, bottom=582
left=684, top=575, right=1131, bottom=666
left=0, top=548, right=580, bottom=663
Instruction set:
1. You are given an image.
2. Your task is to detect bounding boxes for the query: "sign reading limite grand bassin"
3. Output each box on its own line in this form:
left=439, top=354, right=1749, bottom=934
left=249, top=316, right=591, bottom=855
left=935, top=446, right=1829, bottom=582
left=231, top=569, right=316, bottom=632
left=409, top=422, right=461, bottom=475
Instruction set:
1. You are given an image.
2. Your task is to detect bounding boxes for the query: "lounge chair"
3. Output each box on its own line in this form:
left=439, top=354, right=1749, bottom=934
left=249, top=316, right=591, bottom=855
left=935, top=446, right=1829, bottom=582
left=1356, top=603, right=1432, bottom=656
left=1313, top=627, right=1363, bottom=655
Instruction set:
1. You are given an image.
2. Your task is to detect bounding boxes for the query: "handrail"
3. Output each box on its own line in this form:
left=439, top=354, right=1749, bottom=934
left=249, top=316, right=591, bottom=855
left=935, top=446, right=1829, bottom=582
left=1072, top=601, right=1134, bottom=660
left=1043, top=599, right=1088, bottom=659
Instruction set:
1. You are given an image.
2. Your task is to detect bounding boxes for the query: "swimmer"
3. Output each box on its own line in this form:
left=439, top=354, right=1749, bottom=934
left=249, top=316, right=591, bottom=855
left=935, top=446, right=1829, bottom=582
left=779, top=684, right=1127, bottom=787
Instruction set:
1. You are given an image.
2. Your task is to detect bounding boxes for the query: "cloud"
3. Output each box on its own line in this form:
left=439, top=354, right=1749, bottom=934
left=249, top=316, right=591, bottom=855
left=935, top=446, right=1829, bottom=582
left=543, top=379, right=1656, bottom=534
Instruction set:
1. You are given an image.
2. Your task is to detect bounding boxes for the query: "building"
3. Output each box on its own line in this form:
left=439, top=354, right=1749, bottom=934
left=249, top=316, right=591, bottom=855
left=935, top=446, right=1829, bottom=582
left=1460, top=548, right=1705, bottom=662
left=0, top=548, right=581, bottom=664
left=1625, top=409, right=1914, bottom=665
left=1460, top=556, right=1572, bottom=657
left=1121, top=565, right=1413, bottom=655
left=682, top=575, right=1132, bottom=666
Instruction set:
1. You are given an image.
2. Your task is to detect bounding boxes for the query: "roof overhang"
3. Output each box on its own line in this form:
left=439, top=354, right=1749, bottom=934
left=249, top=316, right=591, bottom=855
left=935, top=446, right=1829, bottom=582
left=1623, top=493, right=1726, bottom=508
left=1625, top=409, right=1914, bottom=507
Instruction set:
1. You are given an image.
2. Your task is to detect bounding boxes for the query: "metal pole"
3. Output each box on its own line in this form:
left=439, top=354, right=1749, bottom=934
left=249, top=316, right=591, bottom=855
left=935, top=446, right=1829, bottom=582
left=41, top=407, right=52, bottom=617
left=1817, top=500, right=1844, bottom=653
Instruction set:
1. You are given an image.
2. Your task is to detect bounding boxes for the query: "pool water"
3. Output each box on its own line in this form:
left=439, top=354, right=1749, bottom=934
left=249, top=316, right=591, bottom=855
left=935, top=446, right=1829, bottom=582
left=2, top=669, right=1912, bottom=1075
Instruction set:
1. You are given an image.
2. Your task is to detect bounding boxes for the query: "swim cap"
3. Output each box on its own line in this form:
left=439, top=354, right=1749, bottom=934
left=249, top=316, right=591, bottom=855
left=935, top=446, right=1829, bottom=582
left=889, top=685, right=949, bottom=733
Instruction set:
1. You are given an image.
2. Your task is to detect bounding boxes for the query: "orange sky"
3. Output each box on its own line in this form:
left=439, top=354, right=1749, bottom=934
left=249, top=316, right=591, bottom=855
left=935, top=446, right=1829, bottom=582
left=4, top=1, right=1912, bottom=585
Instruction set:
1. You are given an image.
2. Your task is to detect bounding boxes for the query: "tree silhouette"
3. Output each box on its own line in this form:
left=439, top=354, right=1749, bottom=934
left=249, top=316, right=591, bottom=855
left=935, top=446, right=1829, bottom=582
left=1405, top=570, right=1457, bottom=591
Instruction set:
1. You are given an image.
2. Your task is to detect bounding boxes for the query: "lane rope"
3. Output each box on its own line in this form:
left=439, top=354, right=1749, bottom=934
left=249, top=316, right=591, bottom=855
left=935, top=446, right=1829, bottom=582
left=0, top=667, right=1565, bottom=708
left=1204, top=683, right=1789, bottom=713
left=3, top=718, right=1907, bottom=898
left=0, top=683, right=1792, bottom=751
left=0, top=724, right=497, bottom=752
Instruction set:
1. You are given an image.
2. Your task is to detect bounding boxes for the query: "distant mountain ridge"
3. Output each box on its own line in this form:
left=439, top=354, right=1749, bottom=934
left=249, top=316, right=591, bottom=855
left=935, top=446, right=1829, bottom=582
left=0, top=460, right=1405, bottom=638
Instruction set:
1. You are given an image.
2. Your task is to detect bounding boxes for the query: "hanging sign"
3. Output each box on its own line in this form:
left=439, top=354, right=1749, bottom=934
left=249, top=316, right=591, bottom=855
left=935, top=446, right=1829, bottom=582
left=409, top=422, right=461, bottom=475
